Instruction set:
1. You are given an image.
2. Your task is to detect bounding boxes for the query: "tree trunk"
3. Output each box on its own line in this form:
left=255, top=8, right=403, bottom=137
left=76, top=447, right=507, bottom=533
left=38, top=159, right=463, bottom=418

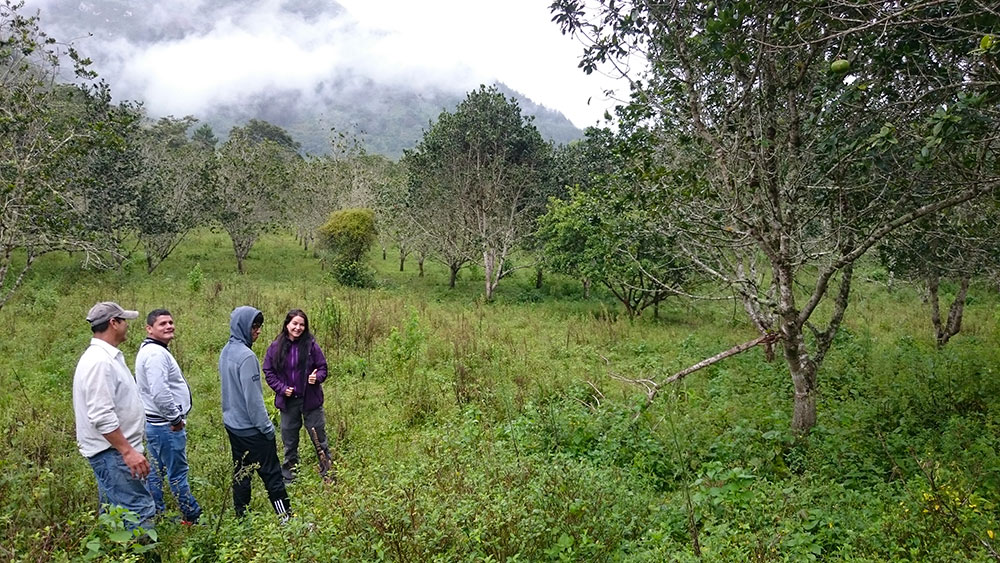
left=449, top=263, right=459, bottom=288
left=582, top=277, right=591, bottom=299
left=399, top=250, right=406, bottom=272
left=418, top=256, right=425, bottom=277
left=535, top=266, right=543, bottom=289
left=782, top=323, right=817, bottom=434
left=791, top=381, right=817, bottom=434
left=382, top=246, right=387, bottom=260
left=944, top=276, right=971, bottom=346
left=483, top=250, right=496, bottom=301
left=232, top=237, right=253, bottom=275
left=929, top=273, right=971, bottom=348
left=776, top=256, right=818, bottom=435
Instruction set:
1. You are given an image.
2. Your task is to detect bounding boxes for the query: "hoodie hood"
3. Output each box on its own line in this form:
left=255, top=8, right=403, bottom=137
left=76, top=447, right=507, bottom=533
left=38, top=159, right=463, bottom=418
left=229, top=306, right=262, bottom=347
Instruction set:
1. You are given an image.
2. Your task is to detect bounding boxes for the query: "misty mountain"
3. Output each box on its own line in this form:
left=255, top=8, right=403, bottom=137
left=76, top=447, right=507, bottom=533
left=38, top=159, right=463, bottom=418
left=24, top=0, right=583, bottom=157
left=199, top=76, right=583, bottom=157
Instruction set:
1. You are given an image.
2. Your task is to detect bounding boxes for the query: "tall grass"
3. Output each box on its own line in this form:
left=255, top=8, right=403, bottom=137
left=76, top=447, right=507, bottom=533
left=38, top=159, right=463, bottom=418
left=1, top=230, right=998, bottom=561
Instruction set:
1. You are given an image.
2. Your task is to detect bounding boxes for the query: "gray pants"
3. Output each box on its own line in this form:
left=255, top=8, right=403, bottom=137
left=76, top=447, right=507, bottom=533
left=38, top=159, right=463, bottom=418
left=279, top=397, right=331, bottom=481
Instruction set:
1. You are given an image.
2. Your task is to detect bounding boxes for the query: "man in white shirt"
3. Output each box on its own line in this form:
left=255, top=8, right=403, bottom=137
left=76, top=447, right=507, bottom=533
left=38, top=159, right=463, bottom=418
left=73, top=301, right=156, bottom=532
left=136, top=309, right=201, bottom=524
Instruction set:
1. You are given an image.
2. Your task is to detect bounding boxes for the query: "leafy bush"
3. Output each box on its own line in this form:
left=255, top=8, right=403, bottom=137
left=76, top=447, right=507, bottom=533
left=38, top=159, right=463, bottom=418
left=331, top=259, right=376, bottom=288
left=318, top=208, right=377, bottom=264
left=318, top=208, right=378, bottom=287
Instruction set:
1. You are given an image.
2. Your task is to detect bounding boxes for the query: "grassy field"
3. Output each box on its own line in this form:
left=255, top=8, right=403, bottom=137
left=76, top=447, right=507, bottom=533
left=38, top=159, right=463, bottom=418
left=1, top=230, right=998, bottom=561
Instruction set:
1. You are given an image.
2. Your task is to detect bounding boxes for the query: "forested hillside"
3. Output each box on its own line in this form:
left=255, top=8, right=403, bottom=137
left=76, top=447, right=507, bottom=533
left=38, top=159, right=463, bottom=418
left=200, top=77, right=583, bottom=157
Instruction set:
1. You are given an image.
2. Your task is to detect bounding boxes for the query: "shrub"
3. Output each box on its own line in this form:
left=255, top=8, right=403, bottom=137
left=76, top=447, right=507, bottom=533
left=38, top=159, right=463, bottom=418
left=318, top=208, right=377, bottom=264
left=318, top=208, right=378, bottom=287
left=186, top=263, right=204, bottom=293
left=331, top=259, right=376, bottom=289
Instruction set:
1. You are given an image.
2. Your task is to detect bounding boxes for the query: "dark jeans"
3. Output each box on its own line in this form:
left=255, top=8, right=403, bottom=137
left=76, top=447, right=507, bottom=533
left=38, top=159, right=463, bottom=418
left=279, top=397, right=331, bottom=480
left=146, top=422, right=201, bottom=522
left=225, top=428, right=291, bottom=518
left=87, top=448, right=157, bottom=531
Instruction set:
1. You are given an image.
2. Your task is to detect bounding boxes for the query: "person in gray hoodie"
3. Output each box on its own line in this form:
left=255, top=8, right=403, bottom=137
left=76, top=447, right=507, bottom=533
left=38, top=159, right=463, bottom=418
left=219, top=306, right=291, bottom=520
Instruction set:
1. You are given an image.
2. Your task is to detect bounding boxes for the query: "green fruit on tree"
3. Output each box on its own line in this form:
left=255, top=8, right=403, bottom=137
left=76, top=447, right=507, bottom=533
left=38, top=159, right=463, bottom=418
left=831, top=59, right=850, bottom=73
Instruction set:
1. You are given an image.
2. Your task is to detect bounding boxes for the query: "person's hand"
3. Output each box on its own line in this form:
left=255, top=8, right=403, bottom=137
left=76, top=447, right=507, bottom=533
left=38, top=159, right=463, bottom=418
left=308, top=369, right=317, bottom=385
left=123, top=448, right=150, bottom=479
left=284, top=386, right=294, bottom=397
left=170, top=420, right=185, bottom=432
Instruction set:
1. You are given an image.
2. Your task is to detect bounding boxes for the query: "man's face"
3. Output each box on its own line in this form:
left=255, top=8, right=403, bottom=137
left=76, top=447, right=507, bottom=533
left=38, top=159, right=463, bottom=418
left=109, top=317, right=129, bottom=345
left=251, top=323, right=262, bottom=344
left=146, top=314, right=175, bottom=343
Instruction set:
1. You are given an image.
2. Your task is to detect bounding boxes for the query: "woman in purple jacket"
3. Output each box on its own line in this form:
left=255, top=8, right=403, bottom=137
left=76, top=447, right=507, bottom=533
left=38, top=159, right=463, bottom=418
left=262, top=309, right=332, bottom=482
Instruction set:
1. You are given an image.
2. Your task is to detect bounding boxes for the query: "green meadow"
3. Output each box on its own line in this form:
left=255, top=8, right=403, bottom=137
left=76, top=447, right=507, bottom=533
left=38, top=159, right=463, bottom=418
left=1, top=230, right=998, bottom=561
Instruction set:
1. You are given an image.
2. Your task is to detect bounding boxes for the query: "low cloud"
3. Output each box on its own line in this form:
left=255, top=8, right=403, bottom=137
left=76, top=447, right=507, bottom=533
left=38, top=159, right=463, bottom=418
left=24, top=0, right=619, bottom=128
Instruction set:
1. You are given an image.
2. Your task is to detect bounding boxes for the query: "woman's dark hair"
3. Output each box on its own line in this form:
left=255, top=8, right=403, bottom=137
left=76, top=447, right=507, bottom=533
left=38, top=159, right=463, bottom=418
left=274, top=309, right=311, bottom=374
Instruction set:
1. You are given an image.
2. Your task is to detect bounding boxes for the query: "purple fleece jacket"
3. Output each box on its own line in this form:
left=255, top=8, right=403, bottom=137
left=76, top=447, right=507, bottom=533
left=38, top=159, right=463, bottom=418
left=262, top=337, right=329, bottom=411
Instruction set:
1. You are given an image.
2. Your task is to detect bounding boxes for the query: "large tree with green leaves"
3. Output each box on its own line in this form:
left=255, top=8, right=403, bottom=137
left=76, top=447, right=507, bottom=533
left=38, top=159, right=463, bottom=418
left=0, top=0, right=139, bottom=308
left=191, top=123, right=218, bottom=151
left=242, top=118, right=301, bottom=153
left=133, top=115, right=216, bottom=273
left=214, top=122, right=297, bottom=273
left=539, top=127, right=692, bottom=313
left=551, top=1, right=1000, bottom=433
left=405, top=85, right=553, bottom=298
left=48, top=83, right=143, bottom=269
left=539, top=186, right=687, bottom=316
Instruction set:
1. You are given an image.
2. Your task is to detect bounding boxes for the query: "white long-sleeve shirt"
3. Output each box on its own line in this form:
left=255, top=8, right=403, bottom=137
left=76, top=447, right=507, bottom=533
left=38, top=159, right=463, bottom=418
left=73, top=338, right=146, bottom=457
left=135, top=339, right=192, bottom=426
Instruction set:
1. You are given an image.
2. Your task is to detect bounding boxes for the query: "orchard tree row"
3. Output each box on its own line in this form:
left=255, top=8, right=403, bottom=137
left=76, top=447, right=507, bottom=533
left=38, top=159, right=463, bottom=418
left=0, top=1, right=399, bottom=291
left=0, top=0, right=705, bottom=313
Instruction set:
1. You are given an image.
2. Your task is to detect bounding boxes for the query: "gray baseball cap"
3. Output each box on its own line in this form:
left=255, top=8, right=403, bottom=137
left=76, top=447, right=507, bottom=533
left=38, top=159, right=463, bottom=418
left=86, top=301, right=139, bottom=327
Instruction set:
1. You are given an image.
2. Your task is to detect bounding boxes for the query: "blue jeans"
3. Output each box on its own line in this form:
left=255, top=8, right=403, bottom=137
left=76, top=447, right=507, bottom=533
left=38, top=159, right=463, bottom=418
left=87, top=448, right=157, bottom=531
left=146, top=422, right=202, bottom=522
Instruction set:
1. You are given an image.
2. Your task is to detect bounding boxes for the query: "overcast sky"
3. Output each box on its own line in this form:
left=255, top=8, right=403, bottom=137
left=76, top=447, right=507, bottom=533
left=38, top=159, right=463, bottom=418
left=24, top=0, right=625, bottom=129
left=334, top=0, right=624, bottom=127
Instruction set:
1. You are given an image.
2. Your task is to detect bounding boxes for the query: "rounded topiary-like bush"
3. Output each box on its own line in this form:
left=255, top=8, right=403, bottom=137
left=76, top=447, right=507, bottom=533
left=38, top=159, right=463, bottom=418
left=318, top=208, right=378, bottom=287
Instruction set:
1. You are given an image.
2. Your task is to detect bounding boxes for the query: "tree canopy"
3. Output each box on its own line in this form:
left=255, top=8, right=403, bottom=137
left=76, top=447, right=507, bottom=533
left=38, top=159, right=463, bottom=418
left=404, top=85, right=553, bottom=298
left=550, top=0, right=1000, bottom=432
left=0, top=0, right=140, bottom=308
